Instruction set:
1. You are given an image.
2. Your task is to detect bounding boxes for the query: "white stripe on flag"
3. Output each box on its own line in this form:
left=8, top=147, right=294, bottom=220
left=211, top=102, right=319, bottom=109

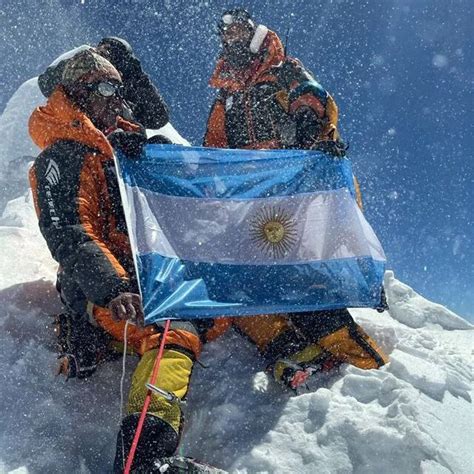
left=126, top=186, right=386, bottom=265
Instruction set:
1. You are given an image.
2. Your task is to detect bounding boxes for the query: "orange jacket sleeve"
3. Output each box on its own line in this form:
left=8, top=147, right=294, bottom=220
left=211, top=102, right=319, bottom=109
left=203, top=99, right=228, bottom=148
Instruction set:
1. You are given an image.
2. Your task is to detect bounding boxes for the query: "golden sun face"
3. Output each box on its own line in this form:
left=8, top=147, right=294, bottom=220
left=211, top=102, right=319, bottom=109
left=263, top=221, right=285, bottom=243
left=249, top=206, right=297, bottom=258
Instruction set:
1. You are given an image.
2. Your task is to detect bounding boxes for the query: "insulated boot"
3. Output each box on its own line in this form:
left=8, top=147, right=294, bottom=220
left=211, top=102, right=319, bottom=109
left=272, top=343, right=340, bottom=390
left=54, top=311, right=117, bottom=379
left=131, top=456, right=227, bottom=474
left=113, top=413, right=179, bottom=473
left=142, top=455, right=228, bottom=473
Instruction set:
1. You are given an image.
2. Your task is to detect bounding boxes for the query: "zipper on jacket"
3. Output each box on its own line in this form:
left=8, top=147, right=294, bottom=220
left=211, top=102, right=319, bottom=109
left=243, top=90, right=257, bottom=146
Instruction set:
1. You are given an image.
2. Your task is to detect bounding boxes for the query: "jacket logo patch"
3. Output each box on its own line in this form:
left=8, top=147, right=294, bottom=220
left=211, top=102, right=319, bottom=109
left=45, top=159, right=60, bottom=186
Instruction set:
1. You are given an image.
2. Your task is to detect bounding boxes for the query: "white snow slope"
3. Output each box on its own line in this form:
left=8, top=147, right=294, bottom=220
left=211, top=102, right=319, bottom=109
left=0, top=81, right=472, bottom=474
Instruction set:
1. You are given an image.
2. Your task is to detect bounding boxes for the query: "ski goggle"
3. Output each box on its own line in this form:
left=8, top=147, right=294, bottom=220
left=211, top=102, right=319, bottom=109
left=86, top=81, right=123, bottom=98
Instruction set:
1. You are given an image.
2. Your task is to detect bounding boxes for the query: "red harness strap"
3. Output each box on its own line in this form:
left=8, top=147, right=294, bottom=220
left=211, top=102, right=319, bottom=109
left=124, top=319, right=171, bottom=474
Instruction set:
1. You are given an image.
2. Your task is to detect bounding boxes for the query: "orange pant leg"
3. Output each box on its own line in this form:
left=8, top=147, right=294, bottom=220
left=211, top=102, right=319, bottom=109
left=318, top=325, right=388, bottom=369
left=204, top=317, right=233, bottom=342
left=232, top=314, right=291, bottom=353
left=92, top=305, right=202, bottom=357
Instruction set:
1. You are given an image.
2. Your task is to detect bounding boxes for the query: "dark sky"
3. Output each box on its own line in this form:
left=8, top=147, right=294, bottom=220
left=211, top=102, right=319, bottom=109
left=1, top=0, right=473, bottom=320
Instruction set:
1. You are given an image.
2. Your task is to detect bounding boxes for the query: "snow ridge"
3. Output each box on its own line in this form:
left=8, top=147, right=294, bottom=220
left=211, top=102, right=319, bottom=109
left=384, top=270, right=472, bottom=330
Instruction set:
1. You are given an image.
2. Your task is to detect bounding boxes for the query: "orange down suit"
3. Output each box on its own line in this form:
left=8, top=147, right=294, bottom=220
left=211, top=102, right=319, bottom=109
left=202, top=27, right=388, bottom=387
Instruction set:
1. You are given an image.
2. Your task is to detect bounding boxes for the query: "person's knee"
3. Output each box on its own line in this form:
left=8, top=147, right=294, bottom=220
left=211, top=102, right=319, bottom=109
left=318, top=324, right=388, bottom=369
left=289, top=310, right=388, bottom=369
left=289, top=309, right=353, bottom=341
left=128, top=348, right=193, bottom=430
left=90, top=306, right=204, bottom=357
left=233, top=314, right=291, bottom=353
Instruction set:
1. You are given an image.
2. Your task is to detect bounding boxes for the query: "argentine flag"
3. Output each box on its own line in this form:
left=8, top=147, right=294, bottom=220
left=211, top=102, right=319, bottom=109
left=116, top=145, right=386, bottom=323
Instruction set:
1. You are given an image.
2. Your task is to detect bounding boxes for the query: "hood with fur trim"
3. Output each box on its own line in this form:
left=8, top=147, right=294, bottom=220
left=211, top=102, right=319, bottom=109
left=210, top=28, right=285, bottom=92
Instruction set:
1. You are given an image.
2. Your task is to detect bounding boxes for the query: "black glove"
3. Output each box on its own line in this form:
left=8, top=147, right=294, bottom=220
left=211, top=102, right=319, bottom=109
left=147, top=134, right=172, bottom=145
left=108, top=129, right=147, bottom=160
left=97, top=37, right=170, bottom=129
left=312, top=139, right=348, bottom=158
left=97, top=37, right=141, bottom=81
left=294, top=107, right=324, bottom=149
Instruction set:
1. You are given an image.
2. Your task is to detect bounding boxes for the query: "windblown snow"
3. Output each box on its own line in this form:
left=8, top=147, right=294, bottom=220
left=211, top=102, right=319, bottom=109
left=0, top=80, right=472, bottom=474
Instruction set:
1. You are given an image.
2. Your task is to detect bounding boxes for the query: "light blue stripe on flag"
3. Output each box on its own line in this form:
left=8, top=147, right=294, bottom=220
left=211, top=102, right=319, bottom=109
left=138, top=254, right=385, bottom=321
left=116, top=145, right=386, bottom=323
left=119, top=144, right=357, bottom=198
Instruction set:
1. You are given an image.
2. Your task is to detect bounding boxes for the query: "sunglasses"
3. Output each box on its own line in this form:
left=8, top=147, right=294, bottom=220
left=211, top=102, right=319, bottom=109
left=86, top=81, right=123, bottom=98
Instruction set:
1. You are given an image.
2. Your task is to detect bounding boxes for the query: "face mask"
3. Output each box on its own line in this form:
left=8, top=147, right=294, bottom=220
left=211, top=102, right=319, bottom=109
left=223, top=40, right=256, bottom=69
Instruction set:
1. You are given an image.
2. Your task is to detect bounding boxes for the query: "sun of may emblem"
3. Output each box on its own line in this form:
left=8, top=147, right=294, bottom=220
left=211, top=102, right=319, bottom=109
left=249, top=206, right=298, bottom=258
